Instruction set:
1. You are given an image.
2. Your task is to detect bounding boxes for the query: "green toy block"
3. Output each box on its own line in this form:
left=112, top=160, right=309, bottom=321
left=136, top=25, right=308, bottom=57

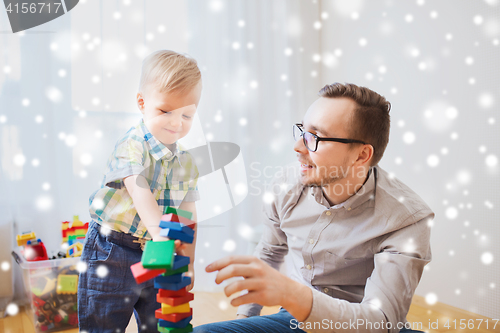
left=158, top=323, right=193, bottom=333
left=142, top=240, right=175, bottom=269
left=163, top=265, right=189, bottom=276
left=165, top=207, right=192, bottom=220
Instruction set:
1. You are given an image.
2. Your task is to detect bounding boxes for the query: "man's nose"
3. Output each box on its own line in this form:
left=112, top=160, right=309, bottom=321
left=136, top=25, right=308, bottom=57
left=293, top=137, right=308, bottom=154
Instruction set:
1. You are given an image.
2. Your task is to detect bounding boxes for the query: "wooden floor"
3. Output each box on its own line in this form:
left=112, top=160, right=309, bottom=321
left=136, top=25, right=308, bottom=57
left=1, top=293, right=499, bottom=332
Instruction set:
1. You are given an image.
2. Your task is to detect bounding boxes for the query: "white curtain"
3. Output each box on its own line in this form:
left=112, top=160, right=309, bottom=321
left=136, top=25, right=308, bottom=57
left=0, top=0, right=320, bottom=299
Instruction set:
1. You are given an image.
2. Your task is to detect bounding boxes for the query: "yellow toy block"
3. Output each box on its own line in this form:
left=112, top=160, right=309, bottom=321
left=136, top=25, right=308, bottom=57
left=57, top=275, right=79, bottom=294
left=66, top=242, right=84, bottom=257
left=16, top=232, right=37, bottom=247
left=161, top=302, right=191, bottom=315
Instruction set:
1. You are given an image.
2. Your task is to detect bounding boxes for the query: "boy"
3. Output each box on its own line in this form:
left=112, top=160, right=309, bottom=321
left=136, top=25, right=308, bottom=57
left=78, top=50, right=202, bottom=333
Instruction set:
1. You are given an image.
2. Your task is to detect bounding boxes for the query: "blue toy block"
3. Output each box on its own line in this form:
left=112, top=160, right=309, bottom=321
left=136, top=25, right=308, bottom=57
left=158, top=316, right=193, bottom=328
left=159, top=229, right=194, bottom=244
left=159, top=221, right=185, bottom=231
left=155, top=273, right=183, bottom=284
left=160, top=221, right=195, bottom=237
left=172, top=255, right=190, bottom=270
left=154, top=276, right=191, bottom=290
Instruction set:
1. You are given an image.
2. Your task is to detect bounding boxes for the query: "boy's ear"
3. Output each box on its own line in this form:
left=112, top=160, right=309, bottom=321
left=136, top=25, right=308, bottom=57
left=136, top=92, right=145, bottom=114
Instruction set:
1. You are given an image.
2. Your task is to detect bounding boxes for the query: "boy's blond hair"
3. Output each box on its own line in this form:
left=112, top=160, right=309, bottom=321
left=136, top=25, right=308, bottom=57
left=139, top=50, right=201, bottom=96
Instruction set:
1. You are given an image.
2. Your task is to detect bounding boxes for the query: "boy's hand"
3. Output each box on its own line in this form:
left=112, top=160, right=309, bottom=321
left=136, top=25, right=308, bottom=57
left=184, top=267, right=195, bottom=291
left=236, top=314, right=248, bottom=319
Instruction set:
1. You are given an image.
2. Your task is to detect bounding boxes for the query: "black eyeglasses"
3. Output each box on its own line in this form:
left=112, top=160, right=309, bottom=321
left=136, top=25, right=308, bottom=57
left=293, top=123, right=367, bottom=152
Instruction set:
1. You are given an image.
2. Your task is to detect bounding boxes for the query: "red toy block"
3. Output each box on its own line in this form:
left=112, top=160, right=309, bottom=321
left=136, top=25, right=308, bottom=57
left=157, top=292, right=194, bottom=306
left=158, top=287, right=188, bottom=298
left=130, top=262, right=166, bottom=284
left=155, top=308, right=193, bottom=322
left=161, top=214, right=196, bottom=229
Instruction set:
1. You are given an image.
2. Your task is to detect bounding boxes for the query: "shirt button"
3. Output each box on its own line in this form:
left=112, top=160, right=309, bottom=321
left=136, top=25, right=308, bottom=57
left=323, top=288, right=329, bottom=293
left=325, top=211, right=331, bottom=216
left=306, top=264, right=312, bottom=270
left=137, top=230, right=143, bottom=235
left=309, top=238, right=314, bottom=244
left=347, top=207, right=352, bottom=211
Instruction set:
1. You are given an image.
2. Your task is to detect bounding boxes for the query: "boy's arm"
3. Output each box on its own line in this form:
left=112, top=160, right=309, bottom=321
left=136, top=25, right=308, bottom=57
left=177, top=200, right=197, bottom=291
left=123, top=174, right=168, bottom=241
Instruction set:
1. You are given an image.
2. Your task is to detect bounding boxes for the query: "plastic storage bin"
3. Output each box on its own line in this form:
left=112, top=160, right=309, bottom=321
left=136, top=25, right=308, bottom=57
left=12, top=250, right=80, bottom=332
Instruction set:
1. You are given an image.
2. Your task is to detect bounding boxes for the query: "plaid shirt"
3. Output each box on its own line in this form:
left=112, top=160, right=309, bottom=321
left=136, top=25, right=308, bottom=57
left=89, top=119, right=200, bottom=239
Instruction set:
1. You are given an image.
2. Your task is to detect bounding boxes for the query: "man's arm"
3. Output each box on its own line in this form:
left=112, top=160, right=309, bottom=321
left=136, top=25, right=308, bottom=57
left=207, top=213, right=432, bottom=332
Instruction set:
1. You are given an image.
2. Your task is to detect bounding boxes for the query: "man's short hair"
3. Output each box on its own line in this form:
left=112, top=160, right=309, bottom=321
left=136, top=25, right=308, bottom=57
left=139, top=50, right=201, bottom=96
left=318, top=82, right=391, bottom=166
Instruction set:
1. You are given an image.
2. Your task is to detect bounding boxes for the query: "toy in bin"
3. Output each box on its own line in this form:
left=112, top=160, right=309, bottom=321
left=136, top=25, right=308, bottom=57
left=11, top=251, right=80, bottom=332
left=62, top=215, right=89, bottom=245
left=17, top=232, right=49, bottom=262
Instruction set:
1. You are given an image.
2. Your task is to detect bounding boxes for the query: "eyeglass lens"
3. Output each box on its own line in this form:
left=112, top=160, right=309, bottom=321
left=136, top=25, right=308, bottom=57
left=293, top=125, right=316, bottom=151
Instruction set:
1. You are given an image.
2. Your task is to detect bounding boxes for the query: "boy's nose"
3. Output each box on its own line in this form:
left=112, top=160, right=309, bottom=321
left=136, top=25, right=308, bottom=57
left=169, top=115, right=182, bottom=128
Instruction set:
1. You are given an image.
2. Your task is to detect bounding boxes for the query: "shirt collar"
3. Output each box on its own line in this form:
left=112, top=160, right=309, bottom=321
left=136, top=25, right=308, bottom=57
left=139, top=120, right=181, bottom=163
left=312, top=166, right=378, bottom=210
left=341, top=166, right=378, bottom=210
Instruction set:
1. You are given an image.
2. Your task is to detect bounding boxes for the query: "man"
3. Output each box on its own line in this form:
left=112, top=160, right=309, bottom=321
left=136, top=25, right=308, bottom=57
left=194, top=83, right=433, bottom=333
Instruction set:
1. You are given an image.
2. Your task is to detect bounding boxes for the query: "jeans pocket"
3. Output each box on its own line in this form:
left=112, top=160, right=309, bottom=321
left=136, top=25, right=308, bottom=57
left=86, top=232, right=126, bottom=292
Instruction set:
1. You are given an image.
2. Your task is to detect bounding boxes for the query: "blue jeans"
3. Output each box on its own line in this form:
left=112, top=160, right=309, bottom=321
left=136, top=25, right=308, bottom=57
left=193, top=308, right=425, bottom=333
left=78, top=221, right=158, bottom=333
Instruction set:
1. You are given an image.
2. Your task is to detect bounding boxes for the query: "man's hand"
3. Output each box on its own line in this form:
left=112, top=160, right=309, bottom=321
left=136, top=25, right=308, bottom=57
left=205, top=255, right=313, bottom=321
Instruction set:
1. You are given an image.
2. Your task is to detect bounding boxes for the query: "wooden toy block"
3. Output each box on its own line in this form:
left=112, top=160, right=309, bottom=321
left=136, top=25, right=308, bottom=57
left=161, top=302, right=191, bottom=315
left=159, top=221, right=194, bottom=237
left=130, top=262, right=166, bottom=284
left=155, top=273, right=183, bottom=284
left=154, top=276, right=191, bottom=290
left=159, top=228, right=194, bottom=244
left=56, top=275, right=78, bottom=294
left=165, top=207, right=193, bottom=220
left=141, top=240, right=175, bottom=269
left=163, top=265, right=189, bottom=277
left=17, top=232, right=37, bottom=247
left=159, top=221, right=185, bottom=231
left=161, top=214, right=196, bottom=230
left=157, top=292, right=194, bottom=306
left=158, top=288, right=188, bottom=298
left=158, top=316, right=192, bottom=328
left=157, top=323, right=193, bottom=333
left=158, top=324, right=193, bottom=333
left=172, top=255, right=190, bottom=270
left=155, top=308, right=192, bottom=322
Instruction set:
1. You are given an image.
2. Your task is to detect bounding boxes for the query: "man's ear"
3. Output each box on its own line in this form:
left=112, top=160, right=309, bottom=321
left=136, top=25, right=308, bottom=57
left=356, top=144, right=374, bottom=166
left=137, top=92, right=145, bottom=114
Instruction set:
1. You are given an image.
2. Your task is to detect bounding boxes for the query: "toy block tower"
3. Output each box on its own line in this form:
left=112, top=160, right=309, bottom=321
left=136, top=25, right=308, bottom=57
left=130, top=207, right=196, bottom=333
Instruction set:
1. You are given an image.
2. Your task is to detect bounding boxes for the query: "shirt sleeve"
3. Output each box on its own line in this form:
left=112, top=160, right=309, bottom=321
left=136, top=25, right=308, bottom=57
left=103, top=138, right=146, bottom=188
left=302, top=211, right=434, bottom=333
left=237, top=179, right=290, bottom=317
left=181, top=151, right=200, bottom=202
